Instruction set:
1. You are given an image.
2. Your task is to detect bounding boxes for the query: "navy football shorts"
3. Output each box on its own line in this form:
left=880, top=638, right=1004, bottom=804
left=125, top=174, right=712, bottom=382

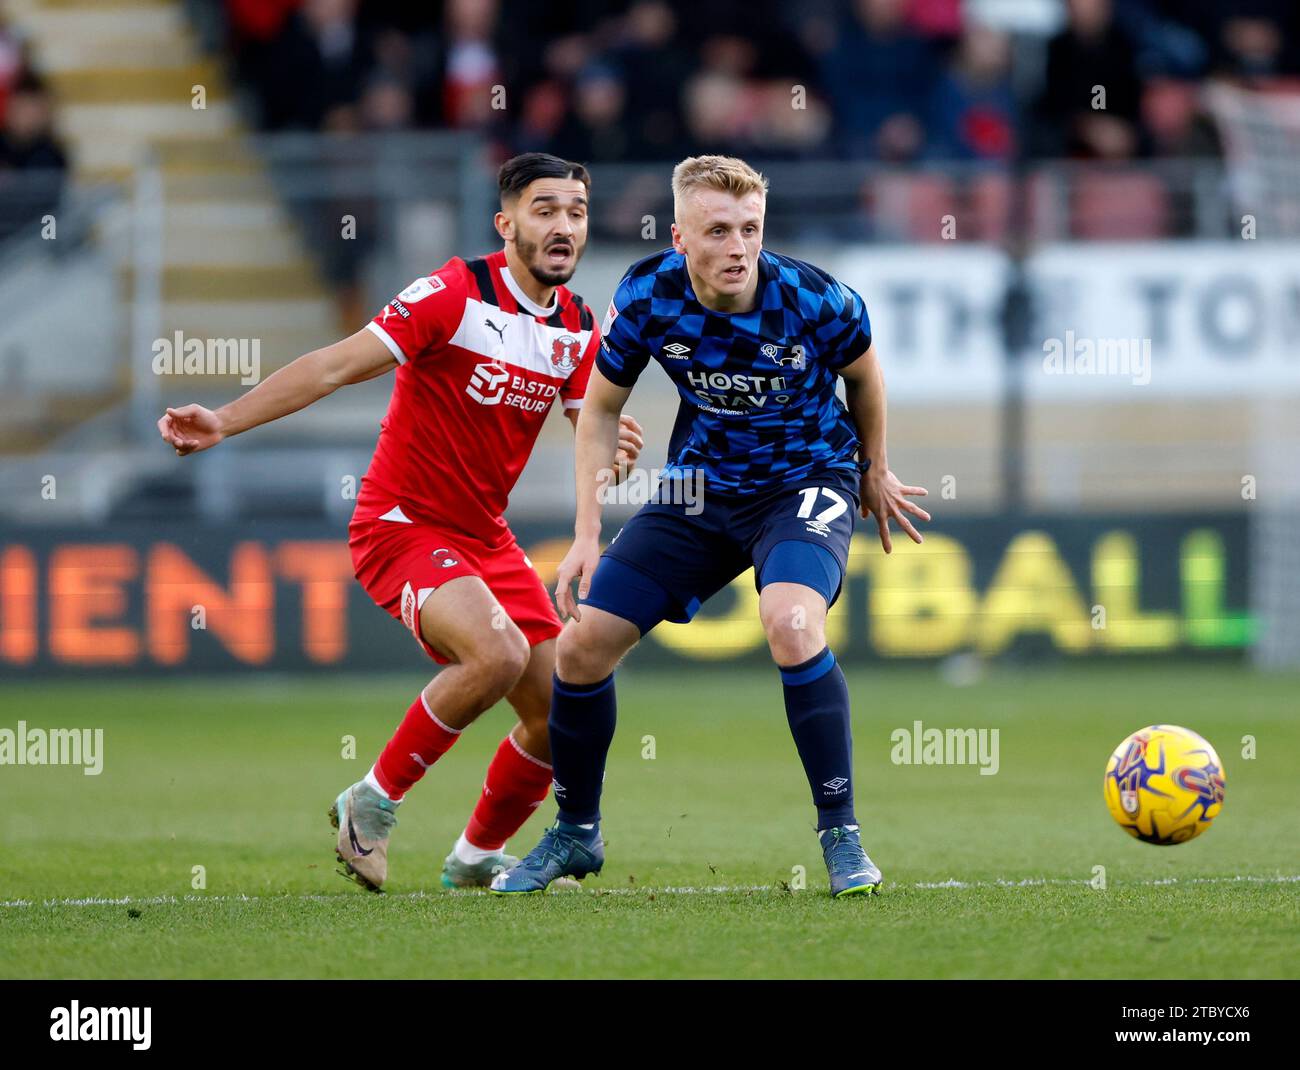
left=581, top=465, right=860, bottom=636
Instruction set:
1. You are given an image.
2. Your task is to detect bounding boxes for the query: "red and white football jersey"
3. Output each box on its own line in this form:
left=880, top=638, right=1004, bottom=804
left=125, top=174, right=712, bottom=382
left=357, top=248, right=597, bottom=547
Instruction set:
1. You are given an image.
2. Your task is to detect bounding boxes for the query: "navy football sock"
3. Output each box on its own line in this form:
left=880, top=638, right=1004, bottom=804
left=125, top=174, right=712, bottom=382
left=779, top=647, right=857, bottom=830
left=548, top=672, right=617, bottom=827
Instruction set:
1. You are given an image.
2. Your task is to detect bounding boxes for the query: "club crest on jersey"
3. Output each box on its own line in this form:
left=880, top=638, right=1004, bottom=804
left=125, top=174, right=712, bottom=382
left=763, top=343, right=805, bottom=369
left=431, top=548, right=459, bottom=568
left=550, top=335, right=582, bottom=373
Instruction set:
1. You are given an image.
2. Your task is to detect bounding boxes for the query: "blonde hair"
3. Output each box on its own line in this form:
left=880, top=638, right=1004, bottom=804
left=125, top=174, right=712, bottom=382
left=671, top=155, right=768, bottom=218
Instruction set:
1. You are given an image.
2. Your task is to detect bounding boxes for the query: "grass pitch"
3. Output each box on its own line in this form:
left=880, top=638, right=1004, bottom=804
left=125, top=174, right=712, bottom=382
left=1, top=662, right=1296, bottom=979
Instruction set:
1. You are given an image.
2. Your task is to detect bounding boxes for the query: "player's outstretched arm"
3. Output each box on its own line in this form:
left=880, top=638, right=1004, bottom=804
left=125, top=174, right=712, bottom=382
left=839, top=342, right=931, bottom=554
left=556, top=366, right=633, bottom=619
left=157, top=328, right=397, bottom=456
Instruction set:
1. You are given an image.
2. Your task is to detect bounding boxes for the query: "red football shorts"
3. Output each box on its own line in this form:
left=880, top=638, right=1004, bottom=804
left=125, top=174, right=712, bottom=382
left=349, top=516, right=562, bottom=665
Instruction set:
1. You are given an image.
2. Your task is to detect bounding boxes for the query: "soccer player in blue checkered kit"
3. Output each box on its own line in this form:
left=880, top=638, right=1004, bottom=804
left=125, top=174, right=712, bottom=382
left=493, top=156, right=930, bottom=898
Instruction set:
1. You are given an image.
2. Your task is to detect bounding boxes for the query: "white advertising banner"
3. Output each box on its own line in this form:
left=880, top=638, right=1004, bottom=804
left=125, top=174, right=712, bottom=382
left=1026, top=242, right=1300, bottom=399
left=830, top=246, right=1010, bottom=402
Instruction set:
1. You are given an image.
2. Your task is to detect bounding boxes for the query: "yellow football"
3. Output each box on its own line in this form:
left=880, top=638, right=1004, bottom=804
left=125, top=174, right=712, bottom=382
left=1103, top=724, right=1225, bottom=845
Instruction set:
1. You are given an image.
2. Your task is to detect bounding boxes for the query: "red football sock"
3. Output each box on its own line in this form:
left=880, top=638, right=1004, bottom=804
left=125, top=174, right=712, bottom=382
left=373, top=692, right=461, bottom=801
left=464, top=732, right=553, bottom=851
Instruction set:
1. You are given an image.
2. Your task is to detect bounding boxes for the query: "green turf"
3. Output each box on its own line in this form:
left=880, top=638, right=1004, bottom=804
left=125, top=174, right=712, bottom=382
left=1, top=663, right=1297, bottom=978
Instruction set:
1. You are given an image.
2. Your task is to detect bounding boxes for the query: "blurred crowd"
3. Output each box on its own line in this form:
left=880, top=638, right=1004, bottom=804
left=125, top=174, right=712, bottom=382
left=220, top=0, right=1300, bottom=164
left=0, top=14, right=66, bottom=242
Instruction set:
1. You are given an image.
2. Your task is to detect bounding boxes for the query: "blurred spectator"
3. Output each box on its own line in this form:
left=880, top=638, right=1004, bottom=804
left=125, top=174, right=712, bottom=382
left=909, top=0, right=964, bottom=40
left=0, top=71, right=67, bottom=243
left=1160, top=0, right=1300, bottom=80
left=817, top=0, right=944, bottom=160
left=0, top=15, right=25, bottom=124
left=552, top=64, right=630, bottom=163
left=1219, top=16, right=1289, bottom=79
left=603, top=1, right=691, bottom=158
left=1141, top=78, right=1221, bottom=158
left=225, top=0, right=301, bottom=46
left=359, top=71, right=414, bottom=130
left=1037, top=0, right=1143, bottom=159
left=209, top=0, right=1260, bottom=173
left=441, top=0, right=501, bottom=128
left=682, top=30, right=832, bottom=159
left=1113, top=1, right=1208, bottom=79
left=929, top=24, right=1018, bottom=160
left=513, top=77, right=569, bottom=154
left=257, top=0, right=374, bottom=130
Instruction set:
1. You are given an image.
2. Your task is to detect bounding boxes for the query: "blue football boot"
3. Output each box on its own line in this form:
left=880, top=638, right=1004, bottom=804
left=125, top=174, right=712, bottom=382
left=820, top=825, right=883, bottom=898
left=489, top=821, right=604, bottom=895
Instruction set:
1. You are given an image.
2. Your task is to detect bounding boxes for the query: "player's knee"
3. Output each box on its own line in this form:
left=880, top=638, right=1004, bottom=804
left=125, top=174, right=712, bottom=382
left=463, top=627, right=530, bottom=701
left=556, top=620, right=622, bottom=684
left=762, top=601, right=825, bottom=666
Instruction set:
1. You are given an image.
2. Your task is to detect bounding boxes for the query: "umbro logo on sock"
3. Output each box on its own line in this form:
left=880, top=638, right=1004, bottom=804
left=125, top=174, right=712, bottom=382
left=823, top=776, right=849, bottom=794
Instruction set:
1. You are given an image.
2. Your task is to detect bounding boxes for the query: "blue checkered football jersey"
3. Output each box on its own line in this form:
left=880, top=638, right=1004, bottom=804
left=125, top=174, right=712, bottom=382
left=597, top=248, right=873, bottom=494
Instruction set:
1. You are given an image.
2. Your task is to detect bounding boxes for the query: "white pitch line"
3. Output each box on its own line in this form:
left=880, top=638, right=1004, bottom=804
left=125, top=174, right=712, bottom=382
left=2, top=874, right=1297, bottom=908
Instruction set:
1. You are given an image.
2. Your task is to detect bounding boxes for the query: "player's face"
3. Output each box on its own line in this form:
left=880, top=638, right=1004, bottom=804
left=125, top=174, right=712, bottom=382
left=672, top=189, right=765, bottom=309
left=505, top=179, right=589, bottom=287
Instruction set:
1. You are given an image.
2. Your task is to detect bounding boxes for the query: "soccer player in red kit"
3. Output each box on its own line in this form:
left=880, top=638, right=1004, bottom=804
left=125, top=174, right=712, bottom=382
left=158, top=154, right=642, bottom=890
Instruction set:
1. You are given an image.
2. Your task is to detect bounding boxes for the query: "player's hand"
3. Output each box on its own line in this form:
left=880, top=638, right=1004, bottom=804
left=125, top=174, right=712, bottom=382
left=612, top=413, right=643, bottom=484
left=555, top=536, right=602, bottom=621
left=158, top=404, right=224, bottom=456
left=861, top=466, right=929, bottom=554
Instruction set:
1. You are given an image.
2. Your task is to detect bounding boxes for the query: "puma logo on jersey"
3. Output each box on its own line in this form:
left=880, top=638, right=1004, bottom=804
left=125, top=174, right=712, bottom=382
left=485, top=318, right=507, bottom=345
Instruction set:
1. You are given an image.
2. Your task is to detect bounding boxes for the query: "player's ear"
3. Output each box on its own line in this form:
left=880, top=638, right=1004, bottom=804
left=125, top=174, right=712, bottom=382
left=494, top=209, right=513, bottom=242
left=670, top=222, right=685, bottom=254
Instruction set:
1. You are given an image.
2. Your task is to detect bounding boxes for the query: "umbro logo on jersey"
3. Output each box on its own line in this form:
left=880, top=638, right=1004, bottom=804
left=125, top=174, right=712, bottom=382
left=466, top=361, right=510, bottom=405
left=805, top=519, right=832, bottom=537
left=662, top=342, right=692, bottom=359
